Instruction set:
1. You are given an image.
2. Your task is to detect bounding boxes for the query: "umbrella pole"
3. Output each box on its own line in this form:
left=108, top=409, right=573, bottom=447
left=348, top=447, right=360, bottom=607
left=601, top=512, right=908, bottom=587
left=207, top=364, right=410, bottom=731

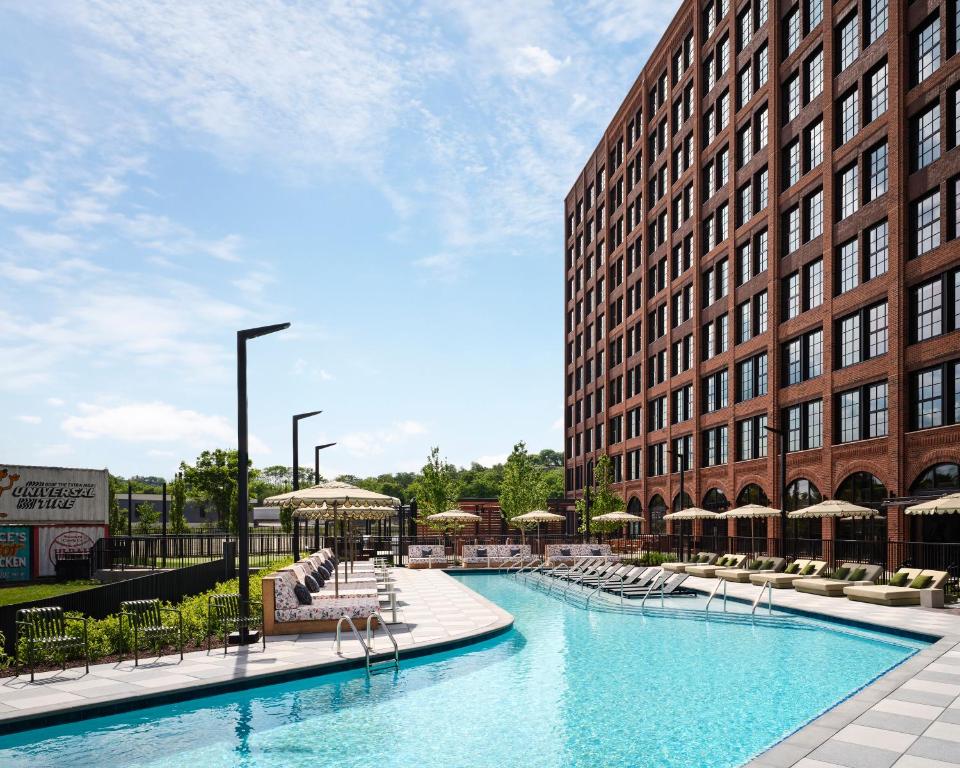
left=333, top=502, right=339, bottom=598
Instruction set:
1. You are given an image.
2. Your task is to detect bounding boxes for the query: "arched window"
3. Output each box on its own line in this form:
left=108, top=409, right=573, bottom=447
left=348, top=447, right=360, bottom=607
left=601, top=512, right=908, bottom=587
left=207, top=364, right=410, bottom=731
left=702, top=488, right=730, bottom=512
left=785, top=478, right=822, bottom=511
left=736, top=483, right=770, bottom=506
left=649, top=494, right=667, bottom=534
left=836, top=473, right=888, bottom=504
left=672, top=491, right=694, bottom=511
left=910, top=463, right=960, bottom=493
left=627, top=497, right=642, bottom=535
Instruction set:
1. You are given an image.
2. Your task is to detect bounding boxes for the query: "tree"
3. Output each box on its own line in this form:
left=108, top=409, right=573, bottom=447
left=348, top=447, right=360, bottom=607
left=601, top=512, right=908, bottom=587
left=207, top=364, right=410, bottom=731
left=577, top=454, right=624, bottom=534
left=410, top=447, right=463, bottom=532
left=499, top=442, right=547, bottom=534
left=180, top=449, right=243, bottom=532
left=541, top=467, right=565, bottom=500
left=279, top=506, right=294, bottom=534
left=169, top=474, right=188, bottom=534
left=532, top=449, right=563, bottom=469
left=135, top=502, right=159, bottom=535
left=108, top=483, right=127, bottom=536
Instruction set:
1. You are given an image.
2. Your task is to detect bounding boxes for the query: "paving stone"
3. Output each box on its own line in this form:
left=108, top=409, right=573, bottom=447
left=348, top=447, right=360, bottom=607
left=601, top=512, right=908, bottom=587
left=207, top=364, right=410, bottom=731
left=855, top=710, right=933, bottom=736
left=808, top=739, right=901, bottom=768
left=833, top=724, right=918, bottom=753
left=908, top=738, right=960, bottom=765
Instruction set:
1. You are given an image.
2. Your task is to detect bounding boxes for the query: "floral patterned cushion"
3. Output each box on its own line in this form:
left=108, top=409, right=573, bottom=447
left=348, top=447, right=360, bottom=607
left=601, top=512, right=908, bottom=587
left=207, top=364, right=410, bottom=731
left=544, top=544, right=617, bottom=562
left=461, top=544, right=532, bottom=563
left=276, top=594, right=379, bottom=622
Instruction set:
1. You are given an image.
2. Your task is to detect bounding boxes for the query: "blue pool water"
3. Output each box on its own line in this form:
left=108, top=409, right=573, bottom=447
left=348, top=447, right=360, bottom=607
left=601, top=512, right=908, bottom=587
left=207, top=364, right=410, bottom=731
left=0, top=574, right=924, bottom=768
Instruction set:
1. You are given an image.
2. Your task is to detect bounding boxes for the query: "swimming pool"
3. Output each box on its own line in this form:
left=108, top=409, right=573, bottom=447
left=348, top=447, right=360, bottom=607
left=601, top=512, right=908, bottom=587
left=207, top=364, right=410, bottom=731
left=0, top=573, right=925, bottom=768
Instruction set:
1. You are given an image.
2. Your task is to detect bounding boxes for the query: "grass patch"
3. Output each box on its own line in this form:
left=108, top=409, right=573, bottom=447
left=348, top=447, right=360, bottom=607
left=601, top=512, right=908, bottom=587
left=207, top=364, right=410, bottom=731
left=0, top=580, right=100, bottom=607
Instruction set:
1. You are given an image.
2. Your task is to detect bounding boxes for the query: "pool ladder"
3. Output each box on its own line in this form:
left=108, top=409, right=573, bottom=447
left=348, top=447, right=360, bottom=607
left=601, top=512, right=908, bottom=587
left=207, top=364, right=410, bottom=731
left=335, top=610, right=400, bottom=674
left=701, top=578, right=774, bottom=616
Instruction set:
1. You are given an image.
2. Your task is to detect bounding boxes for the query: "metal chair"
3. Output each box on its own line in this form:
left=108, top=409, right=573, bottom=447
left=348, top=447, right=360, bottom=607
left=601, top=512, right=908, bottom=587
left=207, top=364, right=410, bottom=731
left=207, top=594, right=265, bottom=655
left=120, top=599, right=184, bottom=666
left=16, top=606, right=89, bottom=682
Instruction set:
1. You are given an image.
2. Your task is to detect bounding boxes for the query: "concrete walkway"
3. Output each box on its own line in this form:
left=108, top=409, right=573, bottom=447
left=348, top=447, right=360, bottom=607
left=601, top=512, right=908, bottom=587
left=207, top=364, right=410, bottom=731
left=0, top=568, right=512, bottom=732
left=679, top=575, right=960, bottom=768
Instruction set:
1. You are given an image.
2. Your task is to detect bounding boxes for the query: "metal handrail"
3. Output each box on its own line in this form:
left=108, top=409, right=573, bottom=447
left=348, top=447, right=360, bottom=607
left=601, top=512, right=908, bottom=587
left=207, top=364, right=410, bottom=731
left=562, top=562, right=614, bottom=601
left=704, top=579, right=726, bottom=612
left=335, top=615, right=369, bottom=663
left=751, top=580, right=774, bottom=616
left=365, top=610, right=399, bottom=671
left=586, top=572, right=625, bottom=608
left=515, top=557, right=543, bottom=580
left=640, top=569, right=667, bottom=611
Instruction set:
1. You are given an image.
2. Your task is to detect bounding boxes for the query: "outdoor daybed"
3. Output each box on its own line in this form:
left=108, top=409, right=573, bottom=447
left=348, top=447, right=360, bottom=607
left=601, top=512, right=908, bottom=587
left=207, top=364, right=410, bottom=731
left=407, top=544, right=448, bottom=568
left=662, top=553, right=717, bottom=573
left=843, top=568, right=949, bottom=606
left=262, top=564, right=379, bottom=636
left=544, top=543, right=619, bottom=565
left=792, top=563, right=883, bottom=597
left=716, top=557, right=786, bottom=583
left=461, top=544, right=531, bottom=567
left=685, top=554, right=748, bottom=578
left=749, top=559, right=827, bottom=588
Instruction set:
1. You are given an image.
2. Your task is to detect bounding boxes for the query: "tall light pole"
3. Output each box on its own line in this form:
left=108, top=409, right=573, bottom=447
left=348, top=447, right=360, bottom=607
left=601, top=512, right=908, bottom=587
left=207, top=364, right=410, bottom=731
left=238, top=322, right=290, bottom=644
left=763, top=424, right=788, bottom=557
left=291, top=410, right=322, bottom=560
left=313, top=442, right=336, bottom=548
left=667, top=447, right=686, bottom=557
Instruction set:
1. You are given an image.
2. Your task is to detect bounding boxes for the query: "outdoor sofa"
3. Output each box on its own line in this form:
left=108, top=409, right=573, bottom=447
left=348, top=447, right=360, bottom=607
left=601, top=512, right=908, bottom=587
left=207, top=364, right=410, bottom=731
left=662, top=553, right=717, bottom=573
left=461, top=544, right=532, bottom=567
left=261, top=557, right=380, bottom=636
left=717, top=557, right=786, bottom=583
left=407, top=544, right=448, bottom=569
left=685, top=554, right=748, bottom=578
left=544, top=543, right=619, bottom=565
left=749, top=559, right=827, bottom=588
left=843, top=568, right=949, bottom=606
left=792, top=563, right=883, bottom=597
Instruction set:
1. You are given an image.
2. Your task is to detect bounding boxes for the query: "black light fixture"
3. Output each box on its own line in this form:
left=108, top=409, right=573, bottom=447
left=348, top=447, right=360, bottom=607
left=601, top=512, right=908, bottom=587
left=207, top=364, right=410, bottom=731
left=312, top=442, right=336, bottom=549
left=290, top=410, right=322, bottom=560
left=237, top=322, right=290, bottom=644
left=763, top=424, right=788, bottom=557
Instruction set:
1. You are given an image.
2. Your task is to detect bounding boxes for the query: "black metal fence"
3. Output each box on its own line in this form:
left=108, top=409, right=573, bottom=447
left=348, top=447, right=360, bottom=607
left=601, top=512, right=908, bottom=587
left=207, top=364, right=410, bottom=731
left=0, top=558, right=232, bottom=654
left=91, top=534, right=296, bottom=571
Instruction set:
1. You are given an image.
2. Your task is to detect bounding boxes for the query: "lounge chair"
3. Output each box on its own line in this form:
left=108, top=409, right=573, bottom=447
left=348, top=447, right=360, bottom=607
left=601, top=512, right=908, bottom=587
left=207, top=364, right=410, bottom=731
left=685, top=554, right=748, bottom=578
left=559, top=562, right=620, bottom=583
left=662, top=553, right=718, bottom=574
left=844, top=569, right=950, bottom=606
left=594, top=566, right=648, bottom=591
left=622, top=572, right=693, bottom=598
left=749, top=559, right=827, bottom=588
left=717, top=557, right=786, bottom=583
left=578, top=564, right=634, bottom=586
left=793, top=563, right=883, bottom=597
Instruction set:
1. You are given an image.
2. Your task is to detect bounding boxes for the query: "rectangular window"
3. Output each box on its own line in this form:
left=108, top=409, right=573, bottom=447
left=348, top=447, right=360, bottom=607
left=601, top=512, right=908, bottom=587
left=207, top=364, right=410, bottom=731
left=866, top=142, right=888, bottom=201
left=784, top=140, right=801, bottom=188
left=805, top=258, right=823, bottom=309
left=805, top=48, right=823, bottom=101
left=868, top=302, right=888, bottom=358
left=736, top=414, right=768, bottom=460
left=914, top=191, right=941, bottom=257
left=805, top=187, right=823, bottom=239
left=914, top=13, right=941, bottom=85
left=702, top=425, right=729, bottom=467
left=866, top=0, right=887, bottom=43
left=913, top=277, right=944, bottom=341
left=785, top=399, right=823, bottom=451
left=839, top=13, right=859, bottom=71
left=912, top=367, right=944, bottom=429
left=805, top=119, right=823, bottom=170
left=785, top=272, right=801, bottom=319
left=784, top=8, right=801, bottom=57
left=840, top=314, right=861, bottom=367
left=784, top=74, right=801, bottom=123
left=839, top=89, right=859, bottom=145
left=806, top=0, right=823, bottom=31
left=784, top=206, right=801, bottom=254
left=839, top=390, right=862, bottom=443
left=866, top=220, right=888, bottom=278
left=914, top=104, right=941, bottom=170
left=839, top=164, right=859, bottom=219
left=867, top=62, right=888, bottom=122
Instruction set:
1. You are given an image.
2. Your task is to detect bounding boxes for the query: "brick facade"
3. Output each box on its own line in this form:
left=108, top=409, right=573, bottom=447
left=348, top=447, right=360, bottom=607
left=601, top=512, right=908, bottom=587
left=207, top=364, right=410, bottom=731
left=563, top=0, right=960, bottom=543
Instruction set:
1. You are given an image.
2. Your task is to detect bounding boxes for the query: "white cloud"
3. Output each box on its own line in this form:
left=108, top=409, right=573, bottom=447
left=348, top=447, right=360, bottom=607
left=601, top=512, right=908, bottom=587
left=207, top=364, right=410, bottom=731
left=17, top=415, right=42, bottom=424
left=339, top=420, right=427, bottom=458
left=413, top=252, right=462, bottom=281
left=0, top=176, right=54, bottom=214
left=47, top=397, right=65, bottom=407
left=61, top=401, right=269, bottom=454
left=511, top=46, right=568, bottom=77
left=16, top=227, right=82, bottom=254
left=551, top=418, right=563, bottom=431
left=475, top=453, right=507, bottom=467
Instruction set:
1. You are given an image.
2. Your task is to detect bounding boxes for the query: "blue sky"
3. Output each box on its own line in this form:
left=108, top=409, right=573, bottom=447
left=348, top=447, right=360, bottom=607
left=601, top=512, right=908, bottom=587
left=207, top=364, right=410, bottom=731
left=0, top=0, right=679, bottom=479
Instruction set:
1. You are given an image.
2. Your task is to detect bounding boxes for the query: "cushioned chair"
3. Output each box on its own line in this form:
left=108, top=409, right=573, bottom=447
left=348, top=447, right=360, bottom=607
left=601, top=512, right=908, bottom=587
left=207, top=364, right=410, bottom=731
left=717, top=557, right=786, bottom=583
left=685, top=554, right=748, bottom=578
left=793, top=563, right=883, bottom=597
left=843, top=569, right=949, bottom=606
left=662, top=553, right=717, bottom=573
left=749, top=559, right=827, bottom=588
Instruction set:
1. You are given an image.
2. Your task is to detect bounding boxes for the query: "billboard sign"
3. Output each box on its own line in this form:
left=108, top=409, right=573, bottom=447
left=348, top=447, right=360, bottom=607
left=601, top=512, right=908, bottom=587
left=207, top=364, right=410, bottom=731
left=35, top=525, right=106, bottom=577
left=0, top=526, right=30, bottom=581
left=0, top=465, right=109, bottom=524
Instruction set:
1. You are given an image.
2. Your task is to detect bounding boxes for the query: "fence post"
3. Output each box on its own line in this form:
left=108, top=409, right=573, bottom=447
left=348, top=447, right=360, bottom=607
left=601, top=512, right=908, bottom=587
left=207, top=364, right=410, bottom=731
left=224, top=541, right=237, bottom=579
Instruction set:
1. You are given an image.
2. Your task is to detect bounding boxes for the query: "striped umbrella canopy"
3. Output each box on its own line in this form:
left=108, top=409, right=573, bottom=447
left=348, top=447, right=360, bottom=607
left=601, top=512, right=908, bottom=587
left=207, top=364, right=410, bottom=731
left=512, top=510, right=566, bottom=523
left=720, top=504, right=782, bottom=519
left=787, top=499, right=877, bottom=519
left=591, top=511, right=643, bottom=523
left=663, top=507, right=721, bottom=520
left=904, top=492, right=960, bottom=515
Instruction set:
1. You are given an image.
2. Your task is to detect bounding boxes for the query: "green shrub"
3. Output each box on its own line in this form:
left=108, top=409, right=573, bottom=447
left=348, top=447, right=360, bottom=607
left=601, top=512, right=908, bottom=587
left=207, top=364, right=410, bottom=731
left=625, top=551, right=678, bottom=567
left=12, top=558, right=292, bottom=667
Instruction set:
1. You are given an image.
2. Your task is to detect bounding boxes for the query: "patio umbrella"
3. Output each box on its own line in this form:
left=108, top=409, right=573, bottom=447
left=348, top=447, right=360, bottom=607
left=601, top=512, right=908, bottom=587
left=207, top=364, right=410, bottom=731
left=719, top=505, right=781, bottom=555
left=663, top=508, right=720, bottom=561
left=904, top=492, right=960, bottom=515
left=787, top=499, right=877, bottom=519
left=426, top=510, right=482, bottom=565
left=512, top=510, right=565, bottom=554
left=264, top=481, right=399, bottom=596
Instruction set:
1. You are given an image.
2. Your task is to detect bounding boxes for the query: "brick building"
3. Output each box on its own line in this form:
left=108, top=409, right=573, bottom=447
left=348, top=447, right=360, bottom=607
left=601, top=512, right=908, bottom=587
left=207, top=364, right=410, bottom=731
left=563, top=0, right=960, bottom=550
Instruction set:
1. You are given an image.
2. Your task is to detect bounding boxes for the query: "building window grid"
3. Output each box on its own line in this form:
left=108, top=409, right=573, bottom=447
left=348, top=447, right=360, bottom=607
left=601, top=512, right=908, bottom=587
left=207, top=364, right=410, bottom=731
left=914, top=13, right=941, bottom=85
left=866, top=142, right=888, bottom=202
left=915, top=104, right=942, bottom=171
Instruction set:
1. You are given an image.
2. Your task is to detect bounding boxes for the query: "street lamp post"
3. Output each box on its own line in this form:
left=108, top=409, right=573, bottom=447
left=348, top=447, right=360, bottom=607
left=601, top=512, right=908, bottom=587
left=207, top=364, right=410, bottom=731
left=763, top=424, right=788, bottom=557
left=291, top=410, right=322, bottom=560
left=238, top=322, right=290, bottom=645
left=667, top=448, right=686, bottom=558
left=312, top=442, right=336, bottom=549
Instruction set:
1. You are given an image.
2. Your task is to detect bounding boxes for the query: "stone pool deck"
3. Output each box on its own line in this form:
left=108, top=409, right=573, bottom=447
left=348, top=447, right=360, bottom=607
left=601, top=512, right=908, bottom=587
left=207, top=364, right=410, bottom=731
left=0, top=568, right=512, bottom=732
left=680, top=575, right=960, bottom=768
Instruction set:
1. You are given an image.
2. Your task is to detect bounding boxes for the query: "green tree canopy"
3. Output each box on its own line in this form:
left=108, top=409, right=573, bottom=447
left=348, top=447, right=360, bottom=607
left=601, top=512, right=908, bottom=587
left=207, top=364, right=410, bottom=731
left=169, top=474, right=188, bottom=534
left=135, top=502, right=159, bottom=535
left=410, top=447, right=463, bottom=532
left=577, top=453, right=624, bottom=534
left=499, top=442, right=548, bottom=531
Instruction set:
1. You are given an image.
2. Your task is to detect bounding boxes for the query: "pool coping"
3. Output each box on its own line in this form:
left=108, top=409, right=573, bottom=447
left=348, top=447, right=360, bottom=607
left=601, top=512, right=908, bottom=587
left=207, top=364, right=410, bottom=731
left=0, top=569, right=514, bottom=736
left=674, top=576, right=960, bottom=768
